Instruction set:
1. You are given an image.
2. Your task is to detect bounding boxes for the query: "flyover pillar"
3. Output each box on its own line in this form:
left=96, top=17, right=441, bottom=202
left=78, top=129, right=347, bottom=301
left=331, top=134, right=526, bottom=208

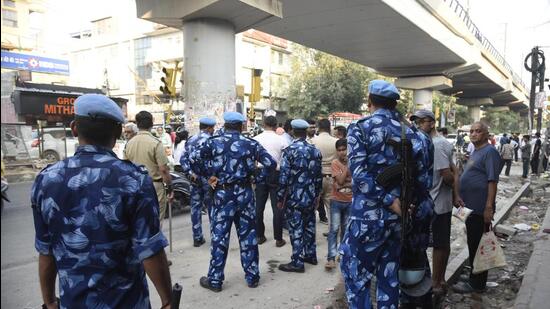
left=134, top=0, right=283, bottom=132
left=183, top=19, right=236, bottom=127
left=413, top=89, right=434, bottom=111
left=457, top=97, right=494, bottom=123
left=395, top=75, right=452, bottom=111
left=468, top=106, right=481, bottom=122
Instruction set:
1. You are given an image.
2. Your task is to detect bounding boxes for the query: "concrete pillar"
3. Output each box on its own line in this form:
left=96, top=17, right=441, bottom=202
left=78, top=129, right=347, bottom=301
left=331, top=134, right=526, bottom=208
left=468, top=106, right=481, bottom=122
left=183, top=18, right=236, bottom=131
left=413, top=89, right=433, bottom=111
left=394, top=75, right=452, bottom=112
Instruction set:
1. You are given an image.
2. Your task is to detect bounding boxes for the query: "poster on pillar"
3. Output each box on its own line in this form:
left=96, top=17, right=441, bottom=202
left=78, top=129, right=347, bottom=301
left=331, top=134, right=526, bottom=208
left=447, top=109, right=456, bottom=123
left=535, top=92, right=546, bottom=109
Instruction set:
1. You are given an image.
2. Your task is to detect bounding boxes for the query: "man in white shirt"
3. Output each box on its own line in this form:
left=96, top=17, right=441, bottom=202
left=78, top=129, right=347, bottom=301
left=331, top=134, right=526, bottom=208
left=254, top=116, right=289, bottom=247
left=311, top=119, right=338, bottom=226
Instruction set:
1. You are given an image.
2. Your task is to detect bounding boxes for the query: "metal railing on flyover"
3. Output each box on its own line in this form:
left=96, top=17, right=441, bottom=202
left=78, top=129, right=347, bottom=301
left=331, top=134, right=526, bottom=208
left=443, top=0, right=528, bottom=91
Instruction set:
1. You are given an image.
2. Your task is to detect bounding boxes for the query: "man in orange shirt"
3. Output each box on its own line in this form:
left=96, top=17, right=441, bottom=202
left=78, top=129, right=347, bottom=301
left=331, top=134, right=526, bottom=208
left=325, top=138, right=352, bottom=270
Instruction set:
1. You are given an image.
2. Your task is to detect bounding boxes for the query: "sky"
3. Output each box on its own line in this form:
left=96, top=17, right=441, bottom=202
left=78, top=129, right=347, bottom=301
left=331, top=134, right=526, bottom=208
left=39, top=0, right=550, bottom=85
left=467, top=0, right=550, bottom=84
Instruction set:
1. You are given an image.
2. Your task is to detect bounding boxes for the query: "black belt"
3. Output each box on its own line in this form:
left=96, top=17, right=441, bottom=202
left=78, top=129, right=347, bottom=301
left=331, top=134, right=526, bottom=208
left=322, top=174, right=332, bottom=178
left=153, top=179, right=163, bottom=183
left=215, top=180, right=252, bottom=190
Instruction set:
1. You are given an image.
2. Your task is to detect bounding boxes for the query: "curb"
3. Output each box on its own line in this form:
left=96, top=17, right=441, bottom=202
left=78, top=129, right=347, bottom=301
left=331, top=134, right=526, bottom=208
left=5, top=172, right=38, bottom=183
left=514, top=197, right=550, bottom=309
left=444, top=182, right=531, bottom=283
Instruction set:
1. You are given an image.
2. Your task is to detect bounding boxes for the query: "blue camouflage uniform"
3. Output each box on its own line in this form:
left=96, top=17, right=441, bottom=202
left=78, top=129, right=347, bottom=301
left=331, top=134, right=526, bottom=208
left=339, top=81, right=433, bottom=309
left=31, top=94, right=168, bottom=309
left=190, top=113, right=276, bottom=288
left=278, top=120, right=322, bottom=269
left=181, top=119, right=215, bottom=243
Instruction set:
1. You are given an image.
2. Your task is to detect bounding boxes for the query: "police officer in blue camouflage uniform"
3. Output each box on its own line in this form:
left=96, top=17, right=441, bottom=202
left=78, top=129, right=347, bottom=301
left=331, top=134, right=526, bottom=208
left=189, top=112, right=276, bottom=292
left=180, top=117, right=217, bottom=247
left=31, top=94, right=173, bottom=309
left=340, top=80, right=433, bottom=309
left=277, top=119, right=323, bottom=273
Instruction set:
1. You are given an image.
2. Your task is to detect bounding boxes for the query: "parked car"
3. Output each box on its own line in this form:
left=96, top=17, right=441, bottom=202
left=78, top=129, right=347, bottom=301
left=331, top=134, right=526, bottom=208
left=29, top=128, right=79, bottom=162
left=446, top=133, right=457, bottom=146
left=2, top=132, right=25, bottom=161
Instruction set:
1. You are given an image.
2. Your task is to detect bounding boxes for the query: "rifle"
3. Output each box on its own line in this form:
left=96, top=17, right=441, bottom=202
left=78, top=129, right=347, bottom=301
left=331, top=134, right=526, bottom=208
left=374, top=122, right=416, bottom=240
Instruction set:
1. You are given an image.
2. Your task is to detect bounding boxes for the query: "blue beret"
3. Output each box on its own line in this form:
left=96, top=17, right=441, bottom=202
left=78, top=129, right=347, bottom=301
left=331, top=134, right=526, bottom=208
left=223, top=112, right=246, bottom=123
left=291, top=119, right=309, bottom=129
left=368, top=80, right=400, bottom=100
left=75, top=94, right=125, bottom=123
left=199, top=117, right=216, bottom=126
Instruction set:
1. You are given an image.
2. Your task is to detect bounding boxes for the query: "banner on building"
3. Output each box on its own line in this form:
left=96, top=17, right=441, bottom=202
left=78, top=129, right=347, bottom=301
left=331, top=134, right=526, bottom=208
left=1, top=51, right=70, bottom=75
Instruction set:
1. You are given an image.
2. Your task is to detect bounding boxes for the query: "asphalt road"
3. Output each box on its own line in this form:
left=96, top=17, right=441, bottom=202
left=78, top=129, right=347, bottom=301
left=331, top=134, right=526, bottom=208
left=1, top=181, right=337, bottom=309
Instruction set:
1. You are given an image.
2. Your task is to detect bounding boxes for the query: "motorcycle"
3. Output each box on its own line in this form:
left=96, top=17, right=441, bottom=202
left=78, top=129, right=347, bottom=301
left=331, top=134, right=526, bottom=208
left=1, top=177, right=9, bottom=217
left=169, top=168, right=191, bottom=217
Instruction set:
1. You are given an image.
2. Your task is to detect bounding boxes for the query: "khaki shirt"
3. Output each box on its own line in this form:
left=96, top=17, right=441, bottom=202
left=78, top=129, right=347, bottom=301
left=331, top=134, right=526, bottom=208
left=124, top=131, right=169, bottom=181
left=311, top=132, right=338, bottom=175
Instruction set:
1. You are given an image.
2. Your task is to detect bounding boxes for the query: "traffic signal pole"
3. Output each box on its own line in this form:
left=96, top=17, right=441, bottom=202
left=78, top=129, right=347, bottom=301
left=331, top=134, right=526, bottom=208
left=524, top=47, right=546, bottom=134
left=249, top=69, right=263, bottom=121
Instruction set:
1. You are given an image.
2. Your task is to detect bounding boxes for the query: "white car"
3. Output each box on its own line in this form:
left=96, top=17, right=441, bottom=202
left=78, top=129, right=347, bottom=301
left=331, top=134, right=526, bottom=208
left=29, top=128, right=79, bottom=162
left=446, top=133, right=457, bottom=146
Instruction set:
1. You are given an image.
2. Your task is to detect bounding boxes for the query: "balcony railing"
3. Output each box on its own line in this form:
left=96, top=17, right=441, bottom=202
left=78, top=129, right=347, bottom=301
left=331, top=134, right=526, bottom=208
left=443, top=0, right=527, bottom=91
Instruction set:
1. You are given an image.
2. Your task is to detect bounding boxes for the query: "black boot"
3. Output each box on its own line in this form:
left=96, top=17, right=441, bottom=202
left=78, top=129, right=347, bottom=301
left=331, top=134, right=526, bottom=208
left=278, top=262, right=305, bottom=273
left=193, top=238, right=206, bottom=247
left=199, top=276, right=222, bottom=292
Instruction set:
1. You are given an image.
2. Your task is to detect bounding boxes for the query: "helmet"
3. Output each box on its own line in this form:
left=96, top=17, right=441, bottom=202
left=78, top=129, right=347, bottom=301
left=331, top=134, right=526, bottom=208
left=399, top=271, right=432, bottom=297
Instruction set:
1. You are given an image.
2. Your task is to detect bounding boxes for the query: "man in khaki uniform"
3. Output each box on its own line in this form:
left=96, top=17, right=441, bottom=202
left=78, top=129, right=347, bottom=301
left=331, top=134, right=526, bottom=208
left=124, top=111, right=173, bottom=222
left=311, top=119, right=337, bottom=226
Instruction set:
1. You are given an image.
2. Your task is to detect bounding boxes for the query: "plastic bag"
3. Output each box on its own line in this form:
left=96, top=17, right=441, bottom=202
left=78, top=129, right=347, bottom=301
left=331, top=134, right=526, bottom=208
left=452, top=206, right=473, bottom=222
left=472, top=229, right=507, bottom=274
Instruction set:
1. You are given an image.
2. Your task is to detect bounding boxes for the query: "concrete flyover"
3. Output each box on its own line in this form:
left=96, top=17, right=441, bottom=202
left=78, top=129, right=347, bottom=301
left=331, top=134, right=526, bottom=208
left=136, top=0, right=530, bottom=121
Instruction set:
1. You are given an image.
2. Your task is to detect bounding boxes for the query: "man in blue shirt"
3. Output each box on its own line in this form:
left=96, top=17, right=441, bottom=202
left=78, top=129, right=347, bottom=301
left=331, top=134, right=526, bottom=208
left=277, top=119, right=323, bottom=273
left=340, top=80, right=433, bottom=309
left=453, top=121, right=500, bottom=294
left=32, top=94, right=172, bottom=309
left=189, top=112, right=276, bottom=292
left=180, top=117, right=216, bottom=247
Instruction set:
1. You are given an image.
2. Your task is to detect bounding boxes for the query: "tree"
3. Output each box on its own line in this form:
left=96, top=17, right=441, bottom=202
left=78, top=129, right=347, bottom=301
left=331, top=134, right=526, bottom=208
left=482, top=110, right=527, bottom=133
left=285, top=45, right=378, bottom=118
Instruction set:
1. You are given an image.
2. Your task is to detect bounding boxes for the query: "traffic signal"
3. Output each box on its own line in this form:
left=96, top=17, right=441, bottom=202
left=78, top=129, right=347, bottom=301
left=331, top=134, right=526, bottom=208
left=160, top=67, right=176, bottom=97
left=250, top=69, right=263, bottom=103
left=248, top=106, right=255, bottom=121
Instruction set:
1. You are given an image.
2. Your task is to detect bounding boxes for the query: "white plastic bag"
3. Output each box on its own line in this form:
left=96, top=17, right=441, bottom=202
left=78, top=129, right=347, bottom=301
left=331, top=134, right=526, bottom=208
left=472, top=230, right=507, bottom=274
left=452, top=206, right=473, bottom=222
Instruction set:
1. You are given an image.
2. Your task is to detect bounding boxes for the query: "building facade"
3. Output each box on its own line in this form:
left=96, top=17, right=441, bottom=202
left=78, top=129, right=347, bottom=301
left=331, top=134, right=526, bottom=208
left=68, top=0, right=290, bottom=124
left=66, top=0, right=291, bottom=125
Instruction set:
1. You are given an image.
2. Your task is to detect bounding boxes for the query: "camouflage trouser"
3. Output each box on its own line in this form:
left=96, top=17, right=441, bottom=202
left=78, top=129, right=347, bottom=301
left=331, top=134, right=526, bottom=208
left=285, top=206, right=317, bottom=268
left=207, top=185, right=259, bottom=287
left=190, top=183, right=212, bottom=241
left=339, top=219, right=401, bottom=309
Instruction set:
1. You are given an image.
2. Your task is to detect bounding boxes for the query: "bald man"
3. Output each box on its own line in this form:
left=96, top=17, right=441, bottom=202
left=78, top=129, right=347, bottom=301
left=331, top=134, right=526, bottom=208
left=453, top=122, right=500, bottom=294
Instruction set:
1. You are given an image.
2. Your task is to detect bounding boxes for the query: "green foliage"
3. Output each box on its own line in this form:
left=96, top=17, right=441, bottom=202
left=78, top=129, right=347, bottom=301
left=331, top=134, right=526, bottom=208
left=396, top=89, right=414, bottom=116
left=285, top=45, right=378, bottom=118
left=482, top=110, right=527, bottom=133
left=454, top=105, right=471, bottom=129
